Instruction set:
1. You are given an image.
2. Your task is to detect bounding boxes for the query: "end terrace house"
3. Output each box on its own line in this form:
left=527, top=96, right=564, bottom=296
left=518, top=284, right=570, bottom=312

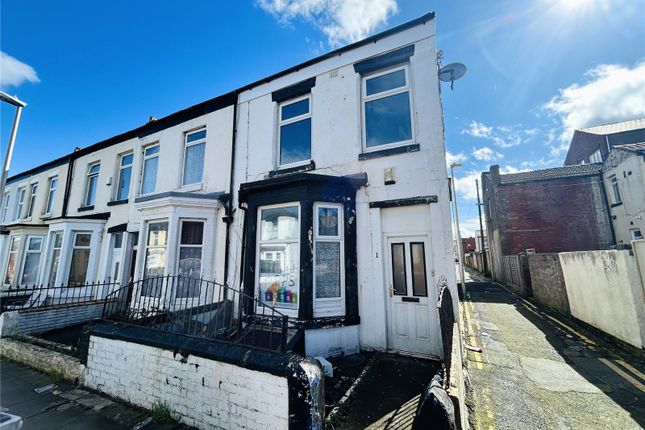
left=229, top=12, right=455, bottom=359
left=1, top=12, right=456, bottom=361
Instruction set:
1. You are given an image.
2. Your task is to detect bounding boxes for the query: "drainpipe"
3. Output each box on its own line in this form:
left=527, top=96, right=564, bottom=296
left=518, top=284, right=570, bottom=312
left=598, top=173, right=617, bottom=247
left=61, top=153, right=77, bottom=217
left=222, top=93, right=239, bottom=294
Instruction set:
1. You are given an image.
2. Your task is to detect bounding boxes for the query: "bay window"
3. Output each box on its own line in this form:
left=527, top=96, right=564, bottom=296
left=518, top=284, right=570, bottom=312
left=84, top=163, right=100, bottom=207
left=20, top=236, right=43, bottom=286
left=313, top=203, right=344, bottom=316
left=176, top=220, right=204, bottom=298
left=362, top=66, right=413, bottom=149
left=278, top=96, right=311, bottom=166
left=26, top=183, right=38, bottom=218
left=182, top=129, right=206, bottom=186
left=140, top=144, right=159, bottom=195
left=47, top=232, right=63, bottom=286
left=257, top=204, right=300, bottom=311
left=3, top=236, right=21, bottom=286
left=68, top=232, right=92, bottom=286
left=142, top=221, right=168, bottom=297
left=115, top=152, right=133, bottom=201
left=45, top=177, right=58, bottom=215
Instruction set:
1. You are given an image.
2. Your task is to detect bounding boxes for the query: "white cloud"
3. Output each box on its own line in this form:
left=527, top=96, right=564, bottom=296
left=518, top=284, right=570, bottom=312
left=457, top=217, right=481, bottom=238
left=453, top=170, right=481, bottom=201
left=446, top=150, right=467, bottom=167
left=472, top=146, right=502, bottom=162
left=462, top=120, right=534, bottom=148
left=256, top=0, right=398, bottom=46
left=544, top=61, right=645, bottom=142
left=0, top=52, right=40, bottom=89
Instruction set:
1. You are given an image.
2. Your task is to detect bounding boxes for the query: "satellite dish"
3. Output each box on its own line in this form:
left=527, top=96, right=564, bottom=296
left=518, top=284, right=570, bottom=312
left=439, top=62, right=467, bottom=90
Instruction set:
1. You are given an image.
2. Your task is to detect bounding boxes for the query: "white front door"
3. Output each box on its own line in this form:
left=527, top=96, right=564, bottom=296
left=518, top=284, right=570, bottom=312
left=385, top=236, right=433, bottom=357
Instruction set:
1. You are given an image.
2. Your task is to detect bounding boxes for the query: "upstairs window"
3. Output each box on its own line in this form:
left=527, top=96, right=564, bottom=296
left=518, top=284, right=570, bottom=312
left=610, top=175, right=622, bottom=204
left=85, top=163, right=100, bottom=207
left=1, top=192, right=9, bottom=223
left=14, top=187, right=26, bottom=220
left=362, top=66, right=413, bottom=149
left=20, top=236, right=43, bottom=286
left=3, top=236, right=21, bottom=286
left=45, top=177, right=58, bottom=214
left=26, top=183, right=38, bottom=218
left=116, top=153, right=133, bottom=201
left=141, top=144, right=159, bottom=195
left=182, top=129, right=206, bottom=186
left=279, top=96, right=312, bottom=166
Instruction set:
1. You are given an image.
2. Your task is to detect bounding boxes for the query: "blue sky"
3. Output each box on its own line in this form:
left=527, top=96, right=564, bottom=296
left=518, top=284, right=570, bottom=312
left=1, top=0, right=644, bottom=234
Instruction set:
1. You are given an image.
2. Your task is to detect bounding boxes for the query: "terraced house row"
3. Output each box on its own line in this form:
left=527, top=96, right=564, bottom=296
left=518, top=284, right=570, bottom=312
left=0, top=12, right=457, bottom=360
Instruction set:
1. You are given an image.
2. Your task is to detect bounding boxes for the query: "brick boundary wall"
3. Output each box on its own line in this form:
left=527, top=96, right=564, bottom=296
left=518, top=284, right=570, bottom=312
left=83, top=322, right=324, bottom=430
left=0, top=301, right=104, bottom=337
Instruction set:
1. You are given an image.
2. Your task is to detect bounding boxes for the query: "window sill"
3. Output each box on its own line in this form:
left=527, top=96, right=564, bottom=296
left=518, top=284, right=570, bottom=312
left=269, top=160, right=316, bottom=178
left=78, top=205, right=95, bottom=212
left=293, top=314, right=360, bottom=329
left=610, top=202, right=623, bottom=208
left=358, top=143, right=420, bottom=160
left=107, top=199, right=129, bottom=207
left=178, top=183, right=202, bottom=193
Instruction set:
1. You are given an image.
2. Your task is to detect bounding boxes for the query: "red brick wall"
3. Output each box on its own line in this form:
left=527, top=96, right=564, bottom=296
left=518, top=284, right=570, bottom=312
left=496, top=176, right=608, bottom=254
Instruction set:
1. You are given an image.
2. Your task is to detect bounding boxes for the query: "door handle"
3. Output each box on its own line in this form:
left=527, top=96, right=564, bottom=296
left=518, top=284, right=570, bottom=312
left=389, top=284, right=394, bottom=297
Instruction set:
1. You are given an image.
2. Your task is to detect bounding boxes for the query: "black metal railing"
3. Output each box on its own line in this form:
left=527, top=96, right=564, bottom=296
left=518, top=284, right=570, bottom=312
left=0, top=281, right=122, bottom=314
left=102, top=275, right=290, bottom=353
left=437, top=281, right=455, bottom=389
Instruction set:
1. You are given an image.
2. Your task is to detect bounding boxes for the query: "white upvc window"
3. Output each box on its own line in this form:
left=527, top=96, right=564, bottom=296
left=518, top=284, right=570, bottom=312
left=115, top=152, right=133, bottom=201
left=68, top=232, right=92, bottom=286
left=610, top=175, right=622, bottom=204
left=84, top=163, right=100, bottom=207
left=257, top=203, right=300, bottom=315
left=47, top=231, right=63, bottom=286
left=1, top=192, right=9, bottom=223
left=313, top=203, right=345, bottom=316
left=182, top=129, right=206, bottom=186
left=45, top=176, right=58, bottom=215
left=3, top=236, right=21, bottom=286
left=176, top=219, right=204, bottom=298
left=19, top=236, right=43, bottom=286
left=141, top=220, right=169, bottom=297
left=26, top=183, right=38, bottom=219
left=14, top=187, right=26, bottom=220
left=361, top=65, right=414, bottom=150
left=278, top=95, right=312, bottom=166
left=589, top=149, right=602, bottom=164
left=140, top=144, right=159, bottom=195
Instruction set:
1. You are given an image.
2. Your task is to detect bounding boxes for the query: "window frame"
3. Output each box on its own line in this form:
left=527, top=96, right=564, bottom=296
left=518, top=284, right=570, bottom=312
left=181, top=127, right=206, bottom=187
left=68, top=231, right=93, bottom=286
left=175, top=219, right=205, bottom=299
left=313, top=202, right=345, bottom=317
left=14, top=187, right=26, bottom=220
left=25, top=182, right=38, bottom=219
left=18, top=235, right=44, bottom=286
left=610, top=175, right=622, bottom=204
left=2, top=192, right=10, bottom=223
left=361, top=64, right=415, bottom=152
left=115, top=151, right=133, bottom=201
left=141, top=219, right=169, bottom=297
left=589, top=149, right=602, bottom=164
left=255, top=202, right=301, bottom=317
left=84, top=162, right=101, bottom=207
left=140, top=144, right=160, bottom=196
left=3, top=236, right=21, bottom=287
left=45, top=176, right=58, bottom=215
left=277, top=94, right=313, bottom=168
left=47, top=231, right=64, bottom=287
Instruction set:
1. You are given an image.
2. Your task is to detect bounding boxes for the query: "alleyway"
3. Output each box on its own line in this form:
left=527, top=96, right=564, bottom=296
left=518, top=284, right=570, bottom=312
left=463, top=269, right=645, bottom=430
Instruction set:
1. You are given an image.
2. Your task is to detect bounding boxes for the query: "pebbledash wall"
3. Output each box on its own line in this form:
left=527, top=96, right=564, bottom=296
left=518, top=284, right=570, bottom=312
left=83, top=323, right=323, bottom=430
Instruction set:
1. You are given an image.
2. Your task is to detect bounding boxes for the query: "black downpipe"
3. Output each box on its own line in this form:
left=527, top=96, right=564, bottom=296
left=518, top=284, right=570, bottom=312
left=598, top=175, right=617, bottom=246
left=222, top=94, right=240, bottom=295
left=61, top=154, right=75, bottom=217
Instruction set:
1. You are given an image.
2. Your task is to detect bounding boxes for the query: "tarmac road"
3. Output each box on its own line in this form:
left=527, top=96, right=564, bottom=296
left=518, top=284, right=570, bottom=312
left=463, top=269, right=645, bottom=430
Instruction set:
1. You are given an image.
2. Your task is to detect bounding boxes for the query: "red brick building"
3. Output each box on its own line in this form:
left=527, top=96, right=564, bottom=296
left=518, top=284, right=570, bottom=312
left=481, top=164, right=614, bottom=284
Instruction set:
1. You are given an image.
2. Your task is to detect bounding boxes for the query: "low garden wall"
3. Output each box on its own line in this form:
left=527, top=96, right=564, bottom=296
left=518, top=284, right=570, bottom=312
left=82, top=322, right=324, bottom=430
left=0, top=301, right=104, bottom=337
left=527, top=254, right=570, bottom=316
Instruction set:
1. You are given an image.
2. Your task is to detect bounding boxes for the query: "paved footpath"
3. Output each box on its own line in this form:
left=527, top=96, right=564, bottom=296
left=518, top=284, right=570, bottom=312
left=463, top=269, right=645, bottom=430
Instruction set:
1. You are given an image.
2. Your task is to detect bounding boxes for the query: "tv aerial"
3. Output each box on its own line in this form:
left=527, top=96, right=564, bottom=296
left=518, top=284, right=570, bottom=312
left=439, top=62, right=467, bottom=90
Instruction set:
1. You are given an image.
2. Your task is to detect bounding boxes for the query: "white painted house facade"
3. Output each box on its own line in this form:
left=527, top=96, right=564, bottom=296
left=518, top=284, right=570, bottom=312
left=1, top=12, right=456, bottom=360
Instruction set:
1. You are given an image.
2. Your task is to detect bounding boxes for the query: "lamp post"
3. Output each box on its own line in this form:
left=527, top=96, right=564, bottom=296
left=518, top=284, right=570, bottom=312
left=450, top=162, right=466, bottom=296
left=0, top=91, right=27, bottom=205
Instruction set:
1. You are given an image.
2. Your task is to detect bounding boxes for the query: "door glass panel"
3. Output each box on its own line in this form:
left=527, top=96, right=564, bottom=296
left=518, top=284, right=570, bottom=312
left=411, top=242, right=428, bottom=297
left=391, top=243, right=407, bottom=295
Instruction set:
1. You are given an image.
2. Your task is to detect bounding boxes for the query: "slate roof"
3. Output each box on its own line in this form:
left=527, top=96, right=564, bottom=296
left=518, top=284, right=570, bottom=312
left=580, top=119, right=645, bottom=136
left=499, top=163, right=603, bottom=184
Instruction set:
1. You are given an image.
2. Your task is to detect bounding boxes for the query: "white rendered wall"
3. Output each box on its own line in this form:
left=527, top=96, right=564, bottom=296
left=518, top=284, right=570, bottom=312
left=85, top=335, right=289, bottom=430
